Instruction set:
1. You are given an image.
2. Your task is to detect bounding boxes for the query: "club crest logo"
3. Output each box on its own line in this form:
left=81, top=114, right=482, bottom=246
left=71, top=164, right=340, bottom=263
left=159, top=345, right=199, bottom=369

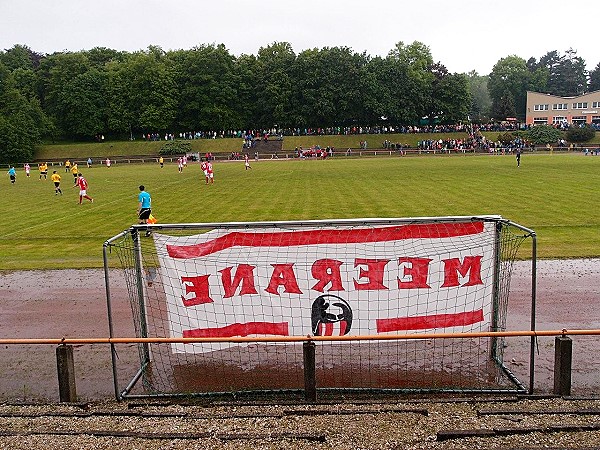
left=311, top=294, right=353, bottom=336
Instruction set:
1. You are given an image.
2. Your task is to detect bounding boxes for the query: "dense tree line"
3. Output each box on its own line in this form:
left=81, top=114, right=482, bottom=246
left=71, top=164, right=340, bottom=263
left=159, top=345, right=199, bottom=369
left=0, top=41, right=471, bottom=162
left=0, top=42, right=598, bottom=163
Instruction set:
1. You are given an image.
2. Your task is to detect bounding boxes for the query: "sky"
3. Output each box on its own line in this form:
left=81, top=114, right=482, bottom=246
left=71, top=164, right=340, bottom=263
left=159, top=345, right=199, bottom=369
left=1, top=0, right=598, bottom=75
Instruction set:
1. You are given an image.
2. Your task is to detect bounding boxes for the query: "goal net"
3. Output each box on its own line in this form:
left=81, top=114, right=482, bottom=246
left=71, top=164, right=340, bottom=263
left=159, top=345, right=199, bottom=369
left=104, top=216, right=534, bottom=399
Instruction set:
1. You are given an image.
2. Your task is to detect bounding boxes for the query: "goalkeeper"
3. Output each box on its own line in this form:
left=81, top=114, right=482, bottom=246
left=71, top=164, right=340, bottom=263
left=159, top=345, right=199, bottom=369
left=137, top=185, right=152, bottom=236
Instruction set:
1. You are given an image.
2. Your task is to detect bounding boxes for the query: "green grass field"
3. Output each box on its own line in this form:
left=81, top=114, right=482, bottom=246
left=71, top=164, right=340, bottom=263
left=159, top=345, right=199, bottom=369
left=1, top=153, right=599, bottom=270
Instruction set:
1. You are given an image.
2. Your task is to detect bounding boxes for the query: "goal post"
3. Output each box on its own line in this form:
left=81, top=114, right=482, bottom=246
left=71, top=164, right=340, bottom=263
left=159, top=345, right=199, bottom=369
left=104, top=216, right=536, bottom=399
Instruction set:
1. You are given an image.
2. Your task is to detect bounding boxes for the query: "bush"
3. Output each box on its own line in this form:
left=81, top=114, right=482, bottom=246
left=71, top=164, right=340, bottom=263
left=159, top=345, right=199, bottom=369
left=565, top=126, right=596, bottom=143
left=526, top=125, right=562, bottom=145
left=497, top=132, right=515, bottom=144
left=159, top=140, right=191, bottom=156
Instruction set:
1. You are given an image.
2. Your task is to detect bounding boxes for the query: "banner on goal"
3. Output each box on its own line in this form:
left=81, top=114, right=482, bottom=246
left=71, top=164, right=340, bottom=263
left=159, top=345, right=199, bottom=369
left=153, top=220, right=496, bottom=353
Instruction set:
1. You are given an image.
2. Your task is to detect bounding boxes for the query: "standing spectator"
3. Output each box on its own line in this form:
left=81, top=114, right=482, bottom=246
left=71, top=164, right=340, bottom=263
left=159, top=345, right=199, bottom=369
left=50, top=170, right=62, bottom=195
left=7, top=166, right=16, bottom=184
left=137, top=185, right=152, bottom=237
left=516, top=149, right=521, bottom=167
left=74, top=173, right=94, bottom=204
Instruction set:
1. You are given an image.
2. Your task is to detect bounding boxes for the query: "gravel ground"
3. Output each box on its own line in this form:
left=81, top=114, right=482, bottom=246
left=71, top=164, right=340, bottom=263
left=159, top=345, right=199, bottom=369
left=1, top=397, right=600, bottom=449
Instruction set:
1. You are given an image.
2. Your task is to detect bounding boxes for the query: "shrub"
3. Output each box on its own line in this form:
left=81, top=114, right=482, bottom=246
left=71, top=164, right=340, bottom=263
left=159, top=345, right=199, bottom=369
left=497, top=132, right=515, bottom=144
left=159, top=140, right=191, bottom=156
left=565, top=126, right=596, bottom=143
left=526, top=125, right=562, bottom=145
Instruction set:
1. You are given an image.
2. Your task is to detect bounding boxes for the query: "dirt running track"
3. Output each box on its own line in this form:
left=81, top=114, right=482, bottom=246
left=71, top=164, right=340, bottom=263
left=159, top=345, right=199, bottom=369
left=0, top=259, right=599, bottom=401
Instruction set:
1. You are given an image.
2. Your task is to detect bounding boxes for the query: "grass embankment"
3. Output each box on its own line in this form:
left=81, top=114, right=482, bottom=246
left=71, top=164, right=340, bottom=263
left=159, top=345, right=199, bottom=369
left=36, top=131, right=600, bottom=161
left=37, top=133, right=467, bottom=160
left=1, top=153, right=599, bottom=270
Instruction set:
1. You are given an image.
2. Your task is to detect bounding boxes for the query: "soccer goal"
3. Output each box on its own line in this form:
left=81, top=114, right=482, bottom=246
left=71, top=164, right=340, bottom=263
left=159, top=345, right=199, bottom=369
left=103, top=216, right=536, bottom=400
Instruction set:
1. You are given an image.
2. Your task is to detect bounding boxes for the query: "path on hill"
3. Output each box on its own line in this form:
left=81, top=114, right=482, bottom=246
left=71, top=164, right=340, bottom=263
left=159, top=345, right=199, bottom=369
left=0, top=260, right=599, bottom=401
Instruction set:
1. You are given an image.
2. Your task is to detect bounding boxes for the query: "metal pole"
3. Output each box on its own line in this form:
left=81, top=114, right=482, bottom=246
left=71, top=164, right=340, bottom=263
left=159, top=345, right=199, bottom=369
left=103, top=241, right=122, bottom=401
left=303, top=341, right=317, bottom=402
left=528, top=232, right=537, bottom=394
left=131, top=228, right=151, bottom=364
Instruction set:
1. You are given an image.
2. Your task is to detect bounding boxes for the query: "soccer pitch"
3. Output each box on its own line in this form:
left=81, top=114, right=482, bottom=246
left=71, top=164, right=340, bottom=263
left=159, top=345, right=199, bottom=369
left=1, top=153, right=599, bottom=269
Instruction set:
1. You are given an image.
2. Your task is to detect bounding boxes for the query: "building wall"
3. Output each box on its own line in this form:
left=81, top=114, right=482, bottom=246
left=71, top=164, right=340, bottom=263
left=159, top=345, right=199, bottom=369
left=525, top=91, right=600, bottom=126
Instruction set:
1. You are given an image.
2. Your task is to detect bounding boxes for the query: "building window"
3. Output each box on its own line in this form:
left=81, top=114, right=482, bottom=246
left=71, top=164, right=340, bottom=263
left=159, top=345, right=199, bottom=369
left=534, top=104, right=549, bottom=111
left=552, top=103, right=568, bottom=110
left=553, top=116, right=567, bottom=124
left=592, top=116, right=600, bottom=124
left=593, top=102, right=600, bottom=108
left=572, top=102, right=588, bottom=109
left=533, top=117, right=548, bottom=124
left=572, top=116, right=586, bottom=124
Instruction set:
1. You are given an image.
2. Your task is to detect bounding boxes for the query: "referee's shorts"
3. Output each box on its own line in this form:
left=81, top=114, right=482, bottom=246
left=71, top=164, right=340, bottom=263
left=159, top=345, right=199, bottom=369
left=139, top=208, right=151, bottom=220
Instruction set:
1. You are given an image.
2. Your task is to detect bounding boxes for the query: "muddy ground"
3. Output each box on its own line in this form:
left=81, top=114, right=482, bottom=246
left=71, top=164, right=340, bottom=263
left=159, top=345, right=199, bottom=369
left=0, top=259, right=598, bottom=402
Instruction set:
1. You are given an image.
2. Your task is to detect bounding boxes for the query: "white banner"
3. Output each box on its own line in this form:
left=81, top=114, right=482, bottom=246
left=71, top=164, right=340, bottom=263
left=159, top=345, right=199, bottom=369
left=153, top=221, right=496, bottom=353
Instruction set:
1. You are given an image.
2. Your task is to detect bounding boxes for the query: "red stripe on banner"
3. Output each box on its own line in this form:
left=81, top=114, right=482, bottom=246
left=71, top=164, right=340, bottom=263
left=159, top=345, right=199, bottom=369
left=324, top=322, right=334, bottom=336
left=167, top=222, right=485, bottom=258
left=182, top=322, right=289, bottom=338
left=376, top=309, right=484, bottom=332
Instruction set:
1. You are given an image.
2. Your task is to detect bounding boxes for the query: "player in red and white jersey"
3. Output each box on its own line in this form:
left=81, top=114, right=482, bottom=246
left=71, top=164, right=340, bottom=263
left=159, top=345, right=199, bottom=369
left=206, top=161, right=214, bottom=184
left=74, top=172, right=94, bottom=204
left=200, top=159, right=209, bottom=184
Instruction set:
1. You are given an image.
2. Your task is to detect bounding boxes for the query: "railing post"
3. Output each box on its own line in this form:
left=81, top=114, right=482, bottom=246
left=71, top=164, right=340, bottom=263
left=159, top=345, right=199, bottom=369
left=56, top=344, right=77, bottom=402
left=553, top=335, right=572, bottom=396
left=303, top=340, right=316, bottom=402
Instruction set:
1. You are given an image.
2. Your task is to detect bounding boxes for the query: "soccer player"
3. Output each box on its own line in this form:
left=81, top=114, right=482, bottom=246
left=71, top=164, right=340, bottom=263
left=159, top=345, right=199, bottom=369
left=7, top=166, right=16, bottom=184
left=50, top=171, right=62, bottom=195
left=71, top=163, right=79, bottom=185
left=200, top=159, right=209, bottom=184
left=244, top=153, right=252, bottom=170
left=206, top=160, right=214, bottom=184
left=24, top=163, right=30, bottom=177
left=39, top=162, right=48, bottom=180
left=159, top=156, right=164, bottom=168
left=64, top=159, right=71, bottom=173
left=137, top=185, right=152, bottom=237
left=74, top=173, right=93, bottom=204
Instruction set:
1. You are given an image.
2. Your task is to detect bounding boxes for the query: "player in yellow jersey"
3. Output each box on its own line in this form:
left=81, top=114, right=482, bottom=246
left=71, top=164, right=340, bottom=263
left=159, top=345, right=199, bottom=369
left=39, top=162, right=48, bottom=180
left=70, top=163, right=79, bottom=185
left=50, top=171, right=62, bottom=195
left=64, top=159, right=71, bottom=173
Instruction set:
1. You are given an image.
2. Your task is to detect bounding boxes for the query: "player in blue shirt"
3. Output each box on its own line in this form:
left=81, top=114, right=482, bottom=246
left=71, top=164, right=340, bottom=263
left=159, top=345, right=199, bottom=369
left=137, top=185, right=152, bottom=236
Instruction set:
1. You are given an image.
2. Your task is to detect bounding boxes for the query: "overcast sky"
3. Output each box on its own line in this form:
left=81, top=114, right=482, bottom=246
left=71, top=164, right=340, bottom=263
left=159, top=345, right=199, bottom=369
left=1, top=0, right=597, bottom=75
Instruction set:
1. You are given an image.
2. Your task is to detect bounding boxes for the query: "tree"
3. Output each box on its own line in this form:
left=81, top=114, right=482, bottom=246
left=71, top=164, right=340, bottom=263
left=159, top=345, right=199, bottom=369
left=488, top=56, right=530, bottom=120
left=492, top=89, right=516, bottom=120
left=534, top=49, right=588, bottom=96
left=589, top=62, right=600, bottom=92
left=292, top=47, right=367, bottom=127
left=107, top=48, right=178, bottom=135
left=421, top=63, right=470, bottom=125
left=171, top=44, right=240, bottom=131
left=0, top=63, right=43, bottom=163
left=0, top=44, right=43, bottom=70
left=467, top=71, right=492, bottom=122
left=552, top=49, right=587, bottom=96
left=254, top=42, right=297, bottom=128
